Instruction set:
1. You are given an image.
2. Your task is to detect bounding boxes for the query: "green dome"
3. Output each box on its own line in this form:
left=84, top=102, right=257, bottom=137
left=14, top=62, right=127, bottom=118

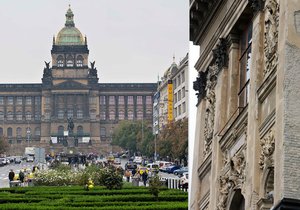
left=55, top=6, right=85, bottom=46
left=56, top=27, right=84, bottom=45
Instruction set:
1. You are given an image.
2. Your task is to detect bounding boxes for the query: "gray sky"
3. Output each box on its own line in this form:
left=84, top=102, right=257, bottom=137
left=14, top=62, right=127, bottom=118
left=0, top=1, right=188, bottom=83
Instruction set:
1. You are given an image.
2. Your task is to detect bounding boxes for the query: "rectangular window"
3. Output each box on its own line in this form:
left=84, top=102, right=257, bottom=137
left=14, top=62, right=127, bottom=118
left=127, top=110, right=134, bottom=120
left=239, top=22, right=252, bottom=108
left=146, top=96, right=152, bottom=105
left=100, top=96, right=106, bottom=105
left=17, top=97, right=22, bottom=105
left=177, top=75, right=181, bottom=85
left=118, top=110, right=125, bottom=120
left=174, top=93, right=177, bottom=103
left=127, top=96, right=134, bottom=105
left=45, top=97, right=50, bottom=104
left=100, top=127, right=106, bottom=137
left=178, top=90, right=181, bottom=101
left=173, top=79, right=177, bottom=89
left=100, top=111, right=106, bottom=120
left=174, top=107, right=177, bottom=118
left=109, top=110, right=115, bottom=120
left=35, top=112, right=41, bottom=120
left=137, top=96, right=143, bottom=105
left=35, top=97, right=41, bottom=105
left=109, top=96, right=115, bottom=105
left=25, top=97, right=31, bottom=105
left=182, top=102, right=186, bottom=113
left=7, top=97, right=13, bottom=105
left=0, top=97, right=3, bottom=105
left=178, top=105, right=181, bottom=115
left=118, top=96, right=124, bottom=105
left=182, top=87, right=185, bottom=98
left=182, top=71, right=185, bottom=83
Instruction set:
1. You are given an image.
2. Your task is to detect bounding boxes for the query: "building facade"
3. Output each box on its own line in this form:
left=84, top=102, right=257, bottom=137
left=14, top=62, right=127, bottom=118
left=191, top=0, right=300, bottom=209
left=0, top=7, right=156, bottom=156
left=154, top=54, right=189, bottom=133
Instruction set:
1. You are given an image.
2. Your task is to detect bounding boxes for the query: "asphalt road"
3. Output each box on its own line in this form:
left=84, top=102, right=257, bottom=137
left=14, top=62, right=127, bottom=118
left=0, top=161, right=35, bottom=188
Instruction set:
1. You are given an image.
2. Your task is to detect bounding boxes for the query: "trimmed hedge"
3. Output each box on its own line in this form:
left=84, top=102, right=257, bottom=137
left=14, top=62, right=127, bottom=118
left=0, top=186, right=188, bottom=209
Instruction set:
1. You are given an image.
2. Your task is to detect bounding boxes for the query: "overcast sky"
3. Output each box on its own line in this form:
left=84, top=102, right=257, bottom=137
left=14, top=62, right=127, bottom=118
left=0, top=1, right=188, bottom=83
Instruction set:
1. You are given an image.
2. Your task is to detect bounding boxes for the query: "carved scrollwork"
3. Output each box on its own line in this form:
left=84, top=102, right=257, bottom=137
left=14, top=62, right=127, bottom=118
left=259, top=129, right=275, bottom=170
left=264, top=0, right=279, bottom=77
left=217, top=149, right=246, bottom=210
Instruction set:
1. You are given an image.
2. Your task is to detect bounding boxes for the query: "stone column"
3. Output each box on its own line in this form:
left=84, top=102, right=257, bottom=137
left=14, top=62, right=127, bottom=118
left=274, top=0, right=300, bottom=208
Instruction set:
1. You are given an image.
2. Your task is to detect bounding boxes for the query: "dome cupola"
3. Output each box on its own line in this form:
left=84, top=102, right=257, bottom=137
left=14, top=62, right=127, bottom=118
left=56, top=6, right=85, bottom=46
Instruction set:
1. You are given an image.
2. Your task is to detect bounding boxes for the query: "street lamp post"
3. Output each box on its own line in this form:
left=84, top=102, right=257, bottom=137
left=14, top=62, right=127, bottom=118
left=27, top=121, right=30, bottom=147
left=154, top=133, right=157, bottom=161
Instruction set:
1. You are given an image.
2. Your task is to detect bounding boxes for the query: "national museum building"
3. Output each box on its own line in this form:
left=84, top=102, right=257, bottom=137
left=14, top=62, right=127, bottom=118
left=191, top=0, right=300, bottom=209
left=0, top=7, right=156, bottom=155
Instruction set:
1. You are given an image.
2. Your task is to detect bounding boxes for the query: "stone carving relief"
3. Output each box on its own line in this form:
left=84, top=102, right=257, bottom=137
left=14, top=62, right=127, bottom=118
left=248, top=0, right=263, bottom=13
left=212, top=38, right=228, bottom=72
left=203, top=65, right=218, bottom=157
left=259, top=129, right=275, bottom=170
left=217, top=149, right=246, bottom=210
left=264, top=0, right=279, bottom=76
left=193, top=71, right=207, bottom=105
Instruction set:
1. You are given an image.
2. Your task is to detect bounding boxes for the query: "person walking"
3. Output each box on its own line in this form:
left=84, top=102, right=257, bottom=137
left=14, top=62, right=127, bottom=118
left=124, top=169, right=131, bottom=182
left=141, top=170, right=148, bottom=187
left=8, top=169, right=15, bottom=186
left=19, top=170, right=25, bottom=186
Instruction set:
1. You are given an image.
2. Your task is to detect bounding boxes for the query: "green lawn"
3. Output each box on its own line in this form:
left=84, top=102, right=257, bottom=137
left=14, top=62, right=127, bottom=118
left=0, top=186, right=188, bottom=210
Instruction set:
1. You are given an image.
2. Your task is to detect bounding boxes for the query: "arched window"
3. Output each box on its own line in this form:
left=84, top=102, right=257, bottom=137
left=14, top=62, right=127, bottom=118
left=76, top=55, right=83, bottom=67
left=16, top=111, right=22, bottom=121
left=57, top=55, right=64, bottom=67
left=16, top=127, right=22, bottom=139
left=58, top=110, right=64, bottom=119
left=35, top=127, right=41, bottom=137
left=7, top=127, right=12, bottom=137
left=7, top=112, right=13, bottom=121
left=77, top=125, right=83, bottom=136
left=229, top=189, right=245, bottom=210
left=66, top=55, right=74, bottom=67
left=77, top=109, right=83, bottom=119
left=58, top=126, right=64, bottom=136
left=26, top=111, right=31, bottom=121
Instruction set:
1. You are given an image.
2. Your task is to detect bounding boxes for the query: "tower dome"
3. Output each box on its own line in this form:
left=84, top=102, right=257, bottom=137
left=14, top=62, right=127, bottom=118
left=56, top=6, right=85, bottom=45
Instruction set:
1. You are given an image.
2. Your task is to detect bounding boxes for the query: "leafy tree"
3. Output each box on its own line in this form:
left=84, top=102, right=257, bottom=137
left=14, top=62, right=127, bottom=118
left=157, top=119, right=188, bottom=162
left=0, top=137, right=9, bottom=154
left=112, top=120, right=154, bottom=157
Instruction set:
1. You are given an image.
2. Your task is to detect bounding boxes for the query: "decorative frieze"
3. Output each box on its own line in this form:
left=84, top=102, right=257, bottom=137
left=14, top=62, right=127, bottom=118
left=212, top=38, right=228, bottom=72
left=263, top=0, right=279, bottom=77
left=203, top=65, right=218, bottom=157
left=259, top=129, right=275, bottom=170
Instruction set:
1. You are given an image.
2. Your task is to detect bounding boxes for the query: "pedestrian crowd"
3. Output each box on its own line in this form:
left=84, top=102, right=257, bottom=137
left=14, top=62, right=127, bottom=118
left=8, top=166, right=39, bottom=187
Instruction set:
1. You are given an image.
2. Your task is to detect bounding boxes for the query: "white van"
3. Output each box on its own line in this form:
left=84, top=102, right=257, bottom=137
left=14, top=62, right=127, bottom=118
left=146, top=163, right=159, bottom=173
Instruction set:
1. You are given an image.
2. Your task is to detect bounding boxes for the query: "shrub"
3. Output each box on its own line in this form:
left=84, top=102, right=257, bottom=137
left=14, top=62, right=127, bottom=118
left=99, top=168, right=123, bottom=190
left=148, top=175, right=161, bottom=200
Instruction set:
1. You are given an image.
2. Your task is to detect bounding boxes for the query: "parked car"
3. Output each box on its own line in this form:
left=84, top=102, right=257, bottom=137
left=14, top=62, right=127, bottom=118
left=114, top=158, right=121, bottom=165
left=0, top=158, right=6, bottom=166
left=173, top=166, right=188, bottom=176
left=14, top=156, right=22, bottom=164
left=158, top=161, right=172, bottom=172
left=146, top=163, right=159, bottom=173
left=133, top=156, right=143, bottom=164
left=179, top=172, right=188, bottom=189
left=165, top=165, right=181, bottom=174
left=26, top=156, right=34, bottom=162
left=125, top=161, right=137, bottom=170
